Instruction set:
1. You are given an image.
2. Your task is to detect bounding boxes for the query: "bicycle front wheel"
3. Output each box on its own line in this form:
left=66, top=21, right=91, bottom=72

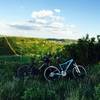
left=72, top=65, right=87, bottom=79
left=44, top=66, right=60, bottom=81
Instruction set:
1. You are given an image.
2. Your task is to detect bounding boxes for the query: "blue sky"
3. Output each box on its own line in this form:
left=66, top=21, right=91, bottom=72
left=0, top=0, right=100, bottom=39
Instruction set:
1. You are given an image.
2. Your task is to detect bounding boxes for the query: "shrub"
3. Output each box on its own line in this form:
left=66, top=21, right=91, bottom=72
left=95, top=84, right=100, bottom=100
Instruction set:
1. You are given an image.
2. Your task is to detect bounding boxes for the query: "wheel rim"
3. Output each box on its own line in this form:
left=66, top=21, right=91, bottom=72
left=44, top=66, right=60, bottom=81
left=72, top=66, right=87, bottom=79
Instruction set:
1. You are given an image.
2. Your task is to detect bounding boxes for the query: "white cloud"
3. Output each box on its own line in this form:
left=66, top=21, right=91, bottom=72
left=54, top=9, right=61, bottom=13
left=0, top=9, right=80, bottom=39
left=35, top=19, right=48, bottom=24
left=32, top=10, right=53, bottom=18
left=9, top=24, right=33, bottom=30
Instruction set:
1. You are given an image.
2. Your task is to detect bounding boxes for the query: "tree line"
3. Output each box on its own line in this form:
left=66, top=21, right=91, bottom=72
left=62, top=34, right=100, bottom=65
left=0, top=35, right=100, bottom=65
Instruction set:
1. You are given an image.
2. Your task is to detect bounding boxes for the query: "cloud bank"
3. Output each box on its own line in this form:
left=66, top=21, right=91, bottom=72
left=0, top=9, right=80, bottom=39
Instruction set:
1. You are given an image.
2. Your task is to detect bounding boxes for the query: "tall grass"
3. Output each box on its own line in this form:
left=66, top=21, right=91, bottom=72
left=0, top=56, right=100, bottom=100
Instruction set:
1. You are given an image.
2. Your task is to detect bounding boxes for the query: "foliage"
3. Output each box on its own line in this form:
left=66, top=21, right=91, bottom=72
left=63, top=34, right=100, bottom=65
left=0, top=37, right=71, bottom=56
left=22, top=81, right=57, bottom=100
left=0, top=35, right=100, bottom=100
left=0, top=80, right=24, bottom=100
left=0, top=59, right=100, bottom=100
left=95, top=83, right=100, bottom=100
left=0, top=37, right=14, bottom=55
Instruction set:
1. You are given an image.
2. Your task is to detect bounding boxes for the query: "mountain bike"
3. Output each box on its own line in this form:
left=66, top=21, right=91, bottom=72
left=44, top=58, right=87, bottom=81
left=16, top=55, right=50, bottom=79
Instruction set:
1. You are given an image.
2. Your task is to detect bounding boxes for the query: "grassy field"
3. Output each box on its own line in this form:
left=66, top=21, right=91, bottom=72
left=0, top=37, right=100, bottom=100
left=0, top=56, right=100, bottom=100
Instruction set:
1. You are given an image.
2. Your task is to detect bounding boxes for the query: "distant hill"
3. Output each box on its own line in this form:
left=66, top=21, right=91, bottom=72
left=47, top=38, right=77, bottom=44
left=0, top=36, right=77, bottom=56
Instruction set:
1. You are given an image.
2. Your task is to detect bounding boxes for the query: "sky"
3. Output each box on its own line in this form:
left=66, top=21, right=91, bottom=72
left=0, top=0, right=100, bottom=39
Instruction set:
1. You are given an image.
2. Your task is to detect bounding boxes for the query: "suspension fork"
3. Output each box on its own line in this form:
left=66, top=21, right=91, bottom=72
left=73, top=63, right=81, bottom=73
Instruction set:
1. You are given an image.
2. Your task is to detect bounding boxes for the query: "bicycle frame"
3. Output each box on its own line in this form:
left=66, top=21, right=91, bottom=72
left=73, top=63, right=81, bottom=73
left=49, top=59, right=81, bottom=77
left=59, top=59, right=74, bottom=72
left=38, top=63, right=45, bottom=70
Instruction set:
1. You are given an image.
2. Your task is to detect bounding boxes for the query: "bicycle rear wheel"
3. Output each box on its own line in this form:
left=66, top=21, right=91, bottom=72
left=72, top=65, right=87, bottom=79
left=16, top=64, right=30, bottom=79
left=44, top=66, right=60, bottom=81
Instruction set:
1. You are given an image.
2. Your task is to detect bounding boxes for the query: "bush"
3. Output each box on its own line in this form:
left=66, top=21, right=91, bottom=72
left=95, top=84, right=100, bottom=100
left=63, top=34, right=100, bottom=65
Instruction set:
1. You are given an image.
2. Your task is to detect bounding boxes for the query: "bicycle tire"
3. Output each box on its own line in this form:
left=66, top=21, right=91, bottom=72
left=16, top=64, right=30, bottom=79
left=72, top=65, right=87, bottom=79
left=44, top=66, right=60, bottom=81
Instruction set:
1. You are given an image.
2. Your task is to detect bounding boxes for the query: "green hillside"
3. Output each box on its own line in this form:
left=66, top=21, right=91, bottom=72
left=0, top=36, right=76, bottom=56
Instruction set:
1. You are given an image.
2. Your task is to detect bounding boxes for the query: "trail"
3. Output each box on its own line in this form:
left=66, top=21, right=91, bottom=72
left=4, top=36, right=19, bottom=56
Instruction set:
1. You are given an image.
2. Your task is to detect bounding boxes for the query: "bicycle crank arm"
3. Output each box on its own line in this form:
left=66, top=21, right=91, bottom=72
left=49, top=72, right=61, bottom=77
left=54, top=72, right=66, bottom=76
